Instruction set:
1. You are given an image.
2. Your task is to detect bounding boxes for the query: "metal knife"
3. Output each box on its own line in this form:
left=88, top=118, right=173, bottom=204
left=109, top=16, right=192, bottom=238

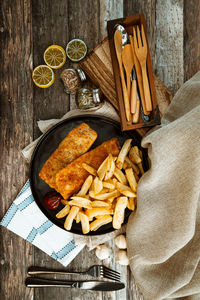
left=25, top=277, right=125, bottom=291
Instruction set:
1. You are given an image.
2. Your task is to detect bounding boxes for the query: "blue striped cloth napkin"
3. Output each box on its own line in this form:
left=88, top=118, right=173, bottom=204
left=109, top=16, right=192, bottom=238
left=0, top=180, right=85, bottom=266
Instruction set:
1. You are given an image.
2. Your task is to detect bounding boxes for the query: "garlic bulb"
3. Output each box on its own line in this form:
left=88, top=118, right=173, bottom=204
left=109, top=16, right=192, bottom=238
left=116, top=250, right=129, bottom=266
left=115, top=234, right=127, bottom=249
left=95, top=244, right=111, bottom=260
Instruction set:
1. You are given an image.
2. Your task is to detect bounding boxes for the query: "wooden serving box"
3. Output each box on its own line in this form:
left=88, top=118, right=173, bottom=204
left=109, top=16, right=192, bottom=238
left=107, top=14, right=160, bottom=131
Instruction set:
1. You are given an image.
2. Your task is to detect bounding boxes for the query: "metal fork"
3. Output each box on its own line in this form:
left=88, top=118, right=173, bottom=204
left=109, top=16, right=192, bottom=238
left=133, top=25, right=152, bottom=112
left=28, top=265, right=121, bottom=281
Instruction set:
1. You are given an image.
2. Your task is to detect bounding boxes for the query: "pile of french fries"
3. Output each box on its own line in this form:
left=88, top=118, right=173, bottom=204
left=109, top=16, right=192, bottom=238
left=56, top=139, right=144, bottom=234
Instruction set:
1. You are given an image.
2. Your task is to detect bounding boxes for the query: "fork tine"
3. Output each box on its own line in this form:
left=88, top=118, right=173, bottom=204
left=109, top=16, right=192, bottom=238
left=104, top=274, right=121, bottom=282
left=102, top=269, right=121, bottom=280
left=103, top=272, right=120, bottom=279
left=102, top=266, right=120, bottom=276
left=133, top=26, right=138, bottom=48
left=141, top=24, right=147, bottom=48
left=137, top=25, right=142, bottom=48
left=102, top=272, right=121, bottom=282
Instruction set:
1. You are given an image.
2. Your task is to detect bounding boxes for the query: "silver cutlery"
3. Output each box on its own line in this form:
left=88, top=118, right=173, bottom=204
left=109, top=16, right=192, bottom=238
left=28, top=265, right=121, bottom=281
left=25, top=277, right=125, bottom=291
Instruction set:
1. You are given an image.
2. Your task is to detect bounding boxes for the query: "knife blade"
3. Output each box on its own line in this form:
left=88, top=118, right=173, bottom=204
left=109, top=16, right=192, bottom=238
left=25, top=277, right=125, bottom=291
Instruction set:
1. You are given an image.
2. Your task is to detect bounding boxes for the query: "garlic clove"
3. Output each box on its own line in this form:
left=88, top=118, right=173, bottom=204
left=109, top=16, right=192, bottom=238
left=95, top=244, right=112, bottom=260
left=115, top=234, right=127, bottom=249
left=116, top=249, right=129, bottom=266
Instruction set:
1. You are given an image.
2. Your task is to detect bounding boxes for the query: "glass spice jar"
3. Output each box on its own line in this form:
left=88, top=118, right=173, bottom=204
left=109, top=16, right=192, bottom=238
left=60, top=68, right=86, bottom=94
left=76, top=88, right=103, bottom=110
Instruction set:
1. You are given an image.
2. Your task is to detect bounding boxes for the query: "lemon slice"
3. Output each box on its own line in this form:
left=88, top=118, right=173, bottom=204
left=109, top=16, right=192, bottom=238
left=44, top=45, right=66, bottom=69
left=32, top=65, right=55, bottom=88
left=66, top=39, right=87, bottom=62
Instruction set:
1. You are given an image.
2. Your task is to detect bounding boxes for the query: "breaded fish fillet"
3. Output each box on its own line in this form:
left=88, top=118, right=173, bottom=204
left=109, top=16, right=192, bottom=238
left=39, top=123, right=97, bottom=189
left=56, top=138, right=120, bottom=199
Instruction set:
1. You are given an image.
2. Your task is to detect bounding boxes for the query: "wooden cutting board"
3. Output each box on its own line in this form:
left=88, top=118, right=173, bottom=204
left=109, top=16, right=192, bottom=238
left=80, top=38, right=173, bottom=136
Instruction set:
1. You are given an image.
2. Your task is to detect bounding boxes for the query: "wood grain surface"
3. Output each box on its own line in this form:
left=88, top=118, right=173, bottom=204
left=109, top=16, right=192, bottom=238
left=0, top=1, right=199, bottom=299
left=0, top=1, right=34, bottom=300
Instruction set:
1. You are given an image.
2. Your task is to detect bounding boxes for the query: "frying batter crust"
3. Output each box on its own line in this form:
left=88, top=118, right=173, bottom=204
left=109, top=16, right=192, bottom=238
left=56, top=138, right=120, bottom=199
left=39, top=123, right=97, bottom=189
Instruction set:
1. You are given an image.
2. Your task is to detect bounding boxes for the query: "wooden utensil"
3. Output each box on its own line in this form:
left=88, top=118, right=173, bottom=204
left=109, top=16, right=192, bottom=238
left=114, top=30, right=131, bottom=122
left=121, top=44, right=137, bottom=116
left=121, top=44, right=134, bottom=98
left=133, top=25, right=152, bottom=112
left=130, top=79, right=137, bottom=114
left=132, top=96, right=140, bottom=123
left=129, top=35, right=150, bottom=116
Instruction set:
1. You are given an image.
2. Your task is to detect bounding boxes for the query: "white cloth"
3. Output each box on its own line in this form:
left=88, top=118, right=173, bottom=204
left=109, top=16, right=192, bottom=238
left=126, top=71, right=200, bottom=299
left=0, top=180, right=85, bottom=266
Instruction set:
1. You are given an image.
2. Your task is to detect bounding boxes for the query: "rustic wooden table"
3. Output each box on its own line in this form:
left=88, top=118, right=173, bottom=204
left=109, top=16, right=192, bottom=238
left=0, top=1, right=199, bottom=299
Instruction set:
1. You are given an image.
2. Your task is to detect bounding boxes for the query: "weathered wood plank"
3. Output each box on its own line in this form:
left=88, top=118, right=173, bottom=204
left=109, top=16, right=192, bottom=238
left=123, top=0, right=156, bottom=69
left=99, top=3, right=127, bottom=300
left=66, top=1, right=102, bottom=299
left=184, top=0, right=200, bottom=81
left=32, top=0, right=70, bottom=139
left=31, top=1, right=73, bottom=299
left=99, top=0, right=123, bottom=41
left=155, top=0, right=184, bottom=93
left=0, top=0, right=34, bottom=299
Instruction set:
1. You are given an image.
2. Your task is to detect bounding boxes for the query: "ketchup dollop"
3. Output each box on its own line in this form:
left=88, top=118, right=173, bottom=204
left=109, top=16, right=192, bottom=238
left=43, top=191, right=62, bottom=210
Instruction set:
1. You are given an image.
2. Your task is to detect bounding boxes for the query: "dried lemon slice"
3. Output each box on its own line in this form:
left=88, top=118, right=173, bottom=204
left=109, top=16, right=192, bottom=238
left=66, top=39, right=87, bottom=62
left=32, top=65, right=55, bottom=88
left=44, top=45, right=66, bottom=69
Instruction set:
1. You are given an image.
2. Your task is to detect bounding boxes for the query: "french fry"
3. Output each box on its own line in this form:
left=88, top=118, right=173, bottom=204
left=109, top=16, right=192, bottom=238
left=69, top=197, right=92, bottom=209
left=77, top=175, right=93, bottom=196
left=97, top=156, right=109, bottom=180
left=116, top=182, right=136, bottom=197
left=107, top=197, right=115, bottom=202
left=114, top=167, right=128, bottom=185
left=59, top=140, right=144, bottom=234
left=104, top=154, right=115, bottom=180
left=102, top=181, right=115, bottom=190
left=116, top=139, right=132, bottom=169
left=90, top=215, right=112, bottom=231
left=64, top=206, right=79, bottom=231
left=127, top=197, right=135, bottom=211
left=89, top=190, right=120, bottom=200
left=82, top=163, right=97, bottom=176
left=91, top=200, right=110, bottom=207
left=61, top=199, right=68, bottom=205
left=139, top=149, right=143, bottom=159
left=111, top=178, right=118, bottom=186
left=125, top=157, right=140, bottom=174
left=113, top=197, right=127, bottom=229
left=93, top=177, right=103, bottom=194
left=86, top=207, right=113, bottom=219
left=75, top=211, right=81, bottom=223
left=125, top=168, right=137, bottom=192
left=129, top=147, right=142, bottom=164
left=133, top=146, right=140, bottom=157
left=138, top=162, right=144, bottom=175
left=56, top=204, right=70, bottom=219
left=88, top=216, right=94, bottom=222
left=134, top=172, right=139, bottom=182
left=122, top=160, right=129, bottom=169
left=79, top=212, right=90, bottom=234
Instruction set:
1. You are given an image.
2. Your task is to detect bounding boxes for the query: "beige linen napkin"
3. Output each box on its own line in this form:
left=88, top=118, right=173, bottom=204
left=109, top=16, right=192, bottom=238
left=22, top=101, right=126, bottom=249
left=126, top=71, right=200, bottom=300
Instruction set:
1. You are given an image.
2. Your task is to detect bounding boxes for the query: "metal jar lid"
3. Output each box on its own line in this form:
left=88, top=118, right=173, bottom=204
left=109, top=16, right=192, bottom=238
left=77, top=68, right=86, bottom=81
left=92, top=89, right=102, bottom=104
